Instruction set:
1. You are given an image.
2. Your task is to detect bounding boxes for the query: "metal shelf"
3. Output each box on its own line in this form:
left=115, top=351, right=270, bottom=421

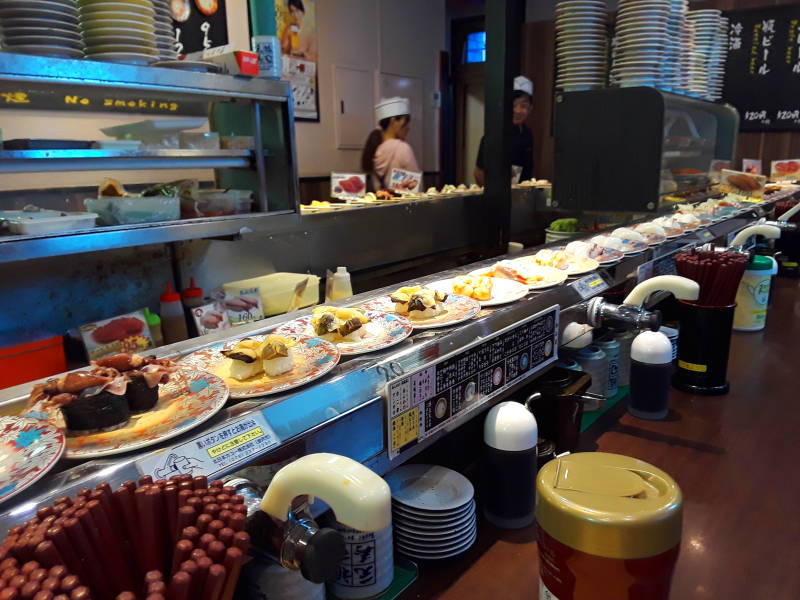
left=0, top=149, right=255, bottom=173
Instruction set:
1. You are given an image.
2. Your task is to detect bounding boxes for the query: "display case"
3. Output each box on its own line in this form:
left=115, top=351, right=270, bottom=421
left=1, top=189, right=791, bottom=531
left=553, top=87, right=739, bottom=213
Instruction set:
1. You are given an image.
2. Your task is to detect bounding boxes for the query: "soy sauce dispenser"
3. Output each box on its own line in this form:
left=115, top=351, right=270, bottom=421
left=621, top=276, right=700, bottom=420
left=247, top=453, right=391, bottom=584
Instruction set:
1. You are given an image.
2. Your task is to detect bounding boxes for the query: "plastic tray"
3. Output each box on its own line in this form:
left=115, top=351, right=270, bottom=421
left=3, top=212, right=98, bottom=234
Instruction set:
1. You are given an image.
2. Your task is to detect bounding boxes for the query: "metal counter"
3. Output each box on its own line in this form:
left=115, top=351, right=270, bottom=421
left=0, top=197, right=787, bottom=530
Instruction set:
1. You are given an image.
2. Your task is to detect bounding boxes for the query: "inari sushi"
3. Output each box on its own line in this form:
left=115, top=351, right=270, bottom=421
left=311, top=306, right=370, bottom=342
left=28, top=370, right=131, bottom=433
left=222, top=338, right=265, bottom=381
left=389, top=286, right=448, bottom=319
left=260, top=335, right=295, bottom=376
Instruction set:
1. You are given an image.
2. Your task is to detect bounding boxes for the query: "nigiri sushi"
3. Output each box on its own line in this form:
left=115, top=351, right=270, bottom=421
left=390, top=286, right=448, bottom=319
left=564, top=241, right=591, bottom=259
left=311, top=306, right=370, bottom=342
left=635, top=223, right=666, bottom=236
left=260, top=335, right=296, bottom=377
left=611, top=227, right=645, bottom=243
left=591, top=235, right=624, bottom=251
left=222, top=338, right=264, bottom=381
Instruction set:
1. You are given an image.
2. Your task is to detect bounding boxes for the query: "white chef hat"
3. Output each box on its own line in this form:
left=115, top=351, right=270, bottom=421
left=375, top=97, right=410, bottom=122
left=514, top=75, right=533, bottom=96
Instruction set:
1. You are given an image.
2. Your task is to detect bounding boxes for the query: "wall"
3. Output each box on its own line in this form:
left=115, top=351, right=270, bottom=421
left=294, top=0, right=446, bottom=177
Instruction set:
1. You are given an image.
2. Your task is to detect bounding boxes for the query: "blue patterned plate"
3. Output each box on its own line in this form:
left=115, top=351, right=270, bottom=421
left=0, top=416, right=64, bottom=504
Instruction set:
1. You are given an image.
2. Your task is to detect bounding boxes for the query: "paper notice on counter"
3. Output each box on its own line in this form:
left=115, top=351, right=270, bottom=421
left=770, top=159, right=800, bottom=181
left=389, top=168, right=422, bottom=193
left=192, top=301, right=231, bottom=336
left=743, top=158, right=762, bottom=174
left=718, top=169, right=766, bottom=201
left=79, top=309, right=153, bottom=361
left=223, top=287, right=264, bottom=326
left=331, top=173, right=366, bottom=200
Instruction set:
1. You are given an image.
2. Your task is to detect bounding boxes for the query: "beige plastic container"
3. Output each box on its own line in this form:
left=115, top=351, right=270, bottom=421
left=222, top=272, right=320, bottom=316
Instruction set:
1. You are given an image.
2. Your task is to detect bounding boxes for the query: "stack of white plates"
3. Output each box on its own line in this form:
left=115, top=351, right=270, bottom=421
left=686, top=10, right=728, bottom=101
left=0, top=0, right=84, bottom=59
left=555, top=0, right=609, bottom=92
left=385, top=464, right=477, bottom=561
left=660, top=0, right=690, bottom=93
left=611, top=0, right=672, bottom=88
left=151, top=0, right=178, bottom=62
left=78, top=0, right=158, bottom=65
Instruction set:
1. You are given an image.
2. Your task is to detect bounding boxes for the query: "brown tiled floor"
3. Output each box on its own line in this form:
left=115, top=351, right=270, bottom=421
left=402, top=277, right=800, bottom=599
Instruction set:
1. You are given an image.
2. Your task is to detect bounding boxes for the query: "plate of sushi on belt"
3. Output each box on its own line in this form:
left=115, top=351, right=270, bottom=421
left=0, top=416, right=65, bottom=504
left=470, top=260, right=568, bottom=290
left=516, top=248, right=599, bottom=276
left=361, top=286, right=481, bottom=329
left=428, top=275, right=529, bottom=307
left=610, top=226, right=665, bottom=247
left=179, top=334, right=340, bottom=399
left=25, top=354, right=229, bottom=459
left=632, top=222, right=669, bottom=245
left=590, top=233, right=648, bottom=255
left=555, top=240, right=624, bottom=265
left=274, top=306, right=413, bottom=355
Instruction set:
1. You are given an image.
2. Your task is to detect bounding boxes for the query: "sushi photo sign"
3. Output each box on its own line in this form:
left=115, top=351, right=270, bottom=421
left=389, top=168, right=422, bottom=193
left=331, top=173, right=367, bottom=200
left=79, top=309, right=154, bottom=361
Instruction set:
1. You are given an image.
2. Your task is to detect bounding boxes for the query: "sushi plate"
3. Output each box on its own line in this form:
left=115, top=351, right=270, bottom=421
left=469, top=265, right=568, bottom=290
left=360, top=294, right=481, bottom=330
left=0, top=416, right=65, bottom=505
left=27, top=370, right=229, bottom=459
left=553, top=245, right=624, bottom=266
left=273, top=310, right=413, bottom=355
left=427, top=277, right=530, bottom=307
left=618, top=240, right=649, bottom=255
left=179, top=334, right=340, bottom=399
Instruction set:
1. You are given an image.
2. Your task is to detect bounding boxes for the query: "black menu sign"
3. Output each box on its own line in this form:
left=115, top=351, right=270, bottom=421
left=724, top=6, right=800, bottom=131
left=172, top=0, right=229, bottom=55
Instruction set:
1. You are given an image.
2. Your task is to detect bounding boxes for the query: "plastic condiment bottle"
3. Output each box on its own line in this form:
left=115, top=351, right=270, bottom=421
left=733, top=255, right=778, bottom=331
left=482, top=401, right=538, bottom=529
left=326, top=267, right=353, bottom=301
left=629, top=331, right=673, bottom=420
left=160, top=283, right=188, bottom=345
left=595, top=338, right=620, bottom=398
left=143, top=308, right=164, bottom=348
left=181, top=277, right=205, bottom=338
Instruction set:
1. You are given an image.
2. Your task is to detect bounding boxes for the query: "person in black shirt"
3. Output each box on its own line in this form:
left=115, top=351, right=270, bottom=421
left=474, top=75, right=534, bottom=186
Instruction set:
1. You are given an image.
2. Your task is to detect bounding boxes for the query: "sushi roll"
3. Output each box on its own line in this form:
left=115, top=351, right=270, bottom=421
left=222, top=338, right=265, bottom=381
left=260, top=335, right=295, bottom=377
left=28, top=370, right=131, bottom=434
left=389, top=286, right=447, bottom=319
left=311, top=306, right=370, bottom=342
left=93, top=353, right=175, bottom=413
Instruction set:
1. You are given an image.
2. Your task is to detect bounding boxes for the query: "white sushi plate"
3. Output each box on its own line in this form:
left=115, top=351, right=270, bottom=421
left=360, top=293, right=481, bottom=330
left=427, top=277, right=529, bottom=307
left=469, top=264, right=569, bottom=290
left=387, top=464, right=475, bottom=511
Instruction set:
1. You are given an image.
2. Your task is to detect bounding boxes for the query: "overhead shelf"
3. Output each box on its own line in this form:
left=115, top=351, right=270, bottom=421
left=0, top=149, right=255, bottom=173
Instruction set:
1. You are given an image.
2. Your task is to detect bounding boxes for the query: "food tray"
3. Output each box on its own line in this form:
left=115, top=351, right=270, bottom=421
left=3, top=212, right=98, bottom=235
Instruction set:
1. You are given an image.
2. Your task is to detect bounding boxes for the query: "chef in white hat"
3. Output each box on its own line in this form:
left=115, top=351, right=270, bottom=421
left=474, top=75, right=534, bottom=186
left=361, top=97, right=420, bottom=191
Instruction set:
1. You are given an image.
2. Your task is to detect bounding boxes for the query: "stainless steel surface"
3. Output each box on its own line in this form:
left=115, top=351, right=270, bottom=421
left=0, top=53, right=291, bottom=101
left=0, top=149, right=254, bottom=173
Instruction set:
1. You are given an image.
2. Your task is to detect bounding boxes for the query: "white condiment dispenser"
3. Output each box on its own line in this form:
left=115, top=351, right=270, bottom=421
left=621, top=276, right=700, bottom=420
left=482, top=401, right=538, bottom=528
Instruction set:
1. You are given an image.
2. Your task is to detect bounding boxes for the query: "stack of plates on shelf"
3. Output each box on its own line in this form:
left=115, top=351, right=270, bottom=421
left=660, top=0, right=691, bottom=93
left=686, top=10, right=728, bottom=101
left=611, top=0, right=672, bottom=88
left=0, top=0, right=84, bottom=59
left=554, top=0, right=609, bottom=92
left=386, top=464, right=477, bottom=561
left=151, top=0, right=179, bottom=62
left=77, top=0, right=158, bottom=65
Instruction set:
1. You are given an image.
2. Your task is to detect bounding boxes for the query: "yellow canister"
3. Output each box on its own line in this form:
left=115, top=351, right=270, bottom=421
left=733, top=255, right=777, bottom=331
left=536, top=452, right=683, bottom=600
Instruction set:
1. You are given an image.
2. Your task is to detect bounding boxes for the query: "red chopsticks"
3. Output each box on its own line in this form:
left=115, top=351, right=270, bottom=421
left=675, top=249, right=748, bottom=307
left=0, top=477, right=250, bottom=600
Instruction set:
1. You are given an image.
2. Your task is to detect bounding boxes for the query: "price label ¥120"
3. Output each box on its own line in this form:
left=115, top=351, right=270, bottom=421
left=572, top=273, right=609, bottom=299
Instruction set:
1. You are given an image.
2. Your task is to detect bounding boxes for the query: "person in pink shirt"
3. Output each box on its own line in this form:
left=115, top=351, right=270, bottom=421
left=361, top=97, right=420, bottom=191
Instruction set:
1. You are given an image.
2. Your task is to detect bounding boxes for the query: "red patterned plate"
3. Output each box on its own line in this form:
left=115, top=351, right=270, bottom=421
left=0, top=416, right=64, bottom=504
left=274, top=310, right=413, bottom=355
left=360, top=294, right=481, bottom=329
left=179, top=335, right=340, bottom=399
left=59, top=370, right=229, bottom=459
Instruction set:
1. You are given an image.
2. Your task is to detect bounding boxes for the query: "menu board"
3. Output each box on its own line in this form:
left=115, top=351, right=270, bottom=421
left=724, top=6, right=800, bottom=131
left=385, top=305, right=559, bottom=460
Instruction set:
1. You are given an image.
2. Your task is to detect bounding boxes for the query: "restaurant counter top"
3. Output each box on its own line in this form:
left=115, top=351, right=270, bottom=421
left=399, top=275, right=800, bottom=599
